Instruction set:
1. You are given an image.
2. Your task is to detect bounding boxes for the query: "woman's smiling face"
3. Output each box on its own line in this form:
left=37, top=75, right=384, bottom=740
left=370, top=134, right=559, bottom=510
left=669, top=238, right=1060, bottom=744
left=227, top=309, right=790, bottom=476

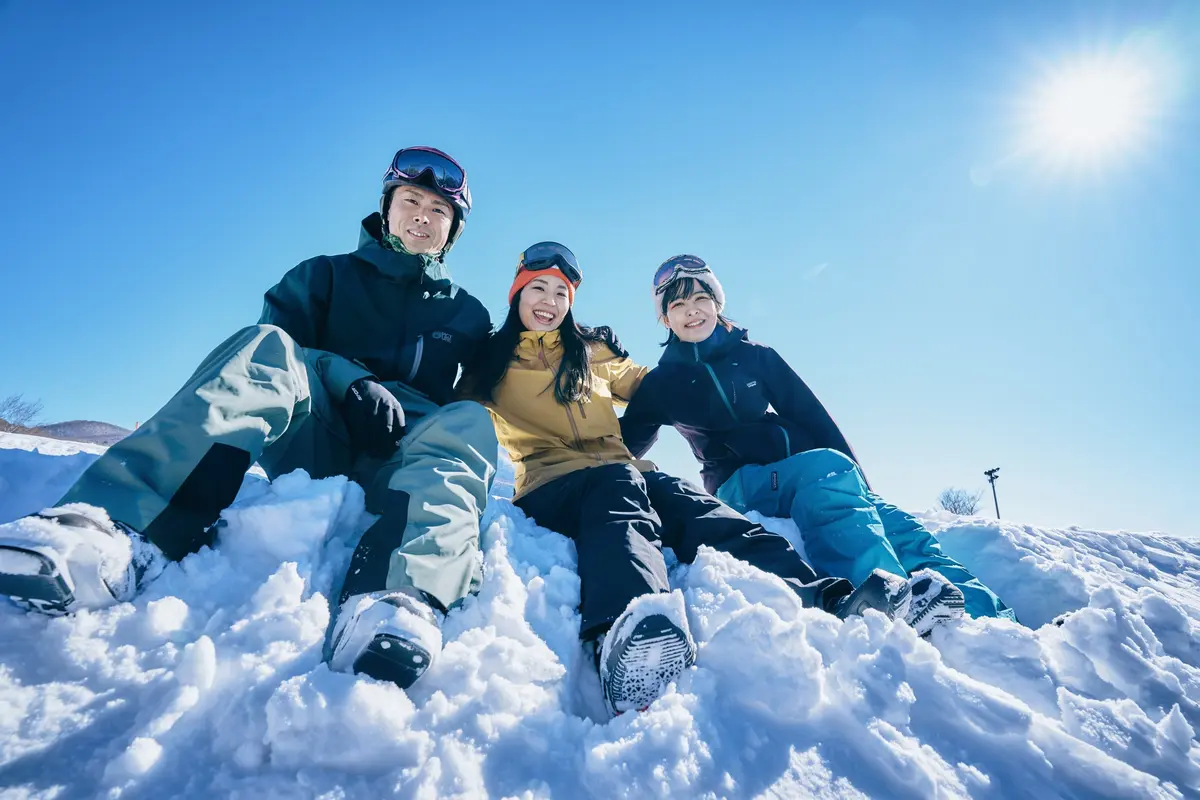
left=518, top=274, right=572, bottom=331
left=665, top=289, right=719, bottom=343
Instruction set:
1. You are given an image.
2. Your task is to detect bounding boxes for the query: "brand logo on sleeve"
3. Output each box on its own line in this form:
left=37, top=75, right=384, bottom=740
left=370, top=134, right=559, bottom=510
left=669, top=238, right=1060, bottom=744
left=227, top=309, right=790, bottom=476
left=432, top=331, right=453, bottom=343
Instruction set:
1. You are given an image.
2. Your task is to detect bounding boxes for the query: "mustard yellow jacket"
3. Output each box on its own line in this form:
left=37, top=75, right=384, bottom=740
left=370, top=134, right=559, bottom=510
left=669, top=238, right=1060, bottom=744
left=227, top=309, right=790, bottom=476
left=480, top=330, right=655, bottom=499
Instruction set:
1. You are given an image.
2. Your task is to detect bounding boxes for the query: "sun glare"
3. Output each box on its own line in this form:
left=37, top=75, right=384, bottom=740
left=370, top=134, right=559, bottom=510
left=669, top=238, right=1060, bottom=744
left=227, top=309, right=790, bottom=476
left=1026, top=54, right=1159, bottom=164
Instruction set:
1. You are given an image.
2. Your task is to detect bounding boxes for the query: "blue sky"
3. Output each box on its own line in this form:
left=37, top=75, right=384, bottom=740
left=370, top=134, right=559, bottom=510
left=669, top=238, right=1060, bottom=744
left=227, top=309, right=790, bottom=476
left=1, top=1, right=1197, bottom=536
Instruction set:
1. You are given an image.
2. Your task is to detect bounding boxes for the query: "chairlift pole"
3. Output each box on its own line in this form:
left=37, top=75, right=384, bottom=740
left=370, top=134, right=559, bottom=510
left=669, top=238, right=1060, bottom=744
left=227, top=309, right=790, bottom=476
left=984, top=468, right=1001, bottom=518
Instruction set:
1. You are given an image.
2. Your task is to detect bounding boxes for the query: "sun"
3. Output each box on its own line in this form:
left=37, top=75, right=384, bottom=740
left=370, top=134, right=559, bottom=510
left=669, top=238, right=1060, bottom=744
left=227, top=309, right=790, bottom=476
left=1025, top=54, right=1159, bottom=164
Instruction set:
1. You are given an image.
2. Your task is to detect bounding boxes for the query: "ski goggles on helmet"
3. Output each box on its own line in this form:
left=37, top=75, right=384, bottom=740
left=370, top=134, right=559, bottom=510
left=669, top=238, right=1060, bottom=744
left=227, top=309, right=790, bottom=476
left=517, top=241, right=583, bottom=286
left=383, top=147, right=472, bottom=214
left=653, top=254, right=710, bottom=295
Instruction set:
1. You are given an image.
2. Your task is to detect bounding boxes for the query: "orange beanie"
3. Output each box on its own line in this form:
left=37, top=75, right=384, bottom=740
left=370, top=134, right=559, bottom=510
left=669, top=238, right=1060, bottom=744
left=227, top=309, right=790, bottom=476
left=508, top=267, right=577, bottom=305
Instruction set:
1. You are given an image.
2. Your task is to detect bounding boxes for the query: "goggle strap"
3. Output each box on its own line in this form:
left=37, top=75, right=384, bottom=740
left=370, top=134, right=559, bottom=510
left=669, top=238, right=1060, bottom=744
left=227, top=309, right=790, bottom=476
left=521, top=259, right=582, bottom=286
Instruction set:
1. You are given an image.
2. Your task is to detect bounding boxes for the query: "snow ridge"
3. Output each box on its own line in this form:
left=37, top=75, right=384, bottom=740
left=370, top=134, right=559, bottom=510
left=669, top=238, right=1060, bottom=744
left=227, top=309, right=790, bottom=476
left=36, top=421, right=132, bottom=447
left=0, top=435, right=1197, bottom=798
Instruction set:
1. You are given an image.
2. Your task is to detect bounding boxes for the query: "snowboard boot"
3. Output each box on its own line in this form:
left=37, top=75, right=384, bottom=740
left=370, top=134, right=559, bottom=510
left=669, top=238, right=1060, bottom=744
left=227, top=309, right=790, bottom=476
left=905, top=569, right=966, bottom=636
left=329, top=589, right=443, bottom=690
left=835, top=568, right=913, bottom=621
left=599, top=590, right=696, bottom=717
left=0, top=505, right=166, bottom=615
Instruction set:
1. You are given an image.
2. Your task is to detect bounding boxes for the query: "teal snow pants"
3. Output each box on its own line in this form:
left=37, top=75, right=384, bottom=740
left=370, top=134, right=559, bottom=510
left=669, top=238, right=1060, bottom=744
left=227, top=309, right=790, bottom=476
left=716, top=448, right=1014, bottom=621
left=58, top=324, right=498, bottom=611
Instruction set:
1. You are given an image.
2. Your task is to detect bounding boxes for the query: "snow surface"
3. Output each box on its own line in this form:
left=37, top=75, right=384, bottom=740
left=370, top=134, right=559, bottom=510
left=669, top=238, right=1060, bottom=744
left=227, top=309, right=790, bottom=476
left=1, top=433, right=1198, bottom=798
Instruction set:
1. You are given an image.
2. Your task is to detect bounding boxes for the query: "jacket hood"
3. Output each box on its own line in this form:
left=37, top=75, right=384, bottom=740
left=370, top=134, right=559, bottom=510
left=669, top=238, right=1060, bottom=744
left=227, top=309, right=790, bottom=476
left=356, top=213, right=452, bottom=285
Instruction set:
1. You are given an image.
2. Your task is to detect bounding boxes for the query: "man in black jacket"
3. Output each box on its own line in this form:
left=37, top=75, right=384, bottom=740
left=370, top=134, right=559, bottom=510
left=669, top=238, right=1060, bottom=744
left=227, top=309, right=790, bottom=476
left=0, top=147, right=497, bottom=690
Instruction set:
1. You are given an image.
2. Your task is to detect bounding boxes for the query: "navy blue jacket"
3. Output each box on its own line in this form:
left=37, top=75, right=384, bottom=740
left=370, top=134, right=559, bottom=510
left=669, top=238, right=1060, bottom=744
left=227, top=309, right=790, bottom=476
left=620, top=326, right=859, bottom=495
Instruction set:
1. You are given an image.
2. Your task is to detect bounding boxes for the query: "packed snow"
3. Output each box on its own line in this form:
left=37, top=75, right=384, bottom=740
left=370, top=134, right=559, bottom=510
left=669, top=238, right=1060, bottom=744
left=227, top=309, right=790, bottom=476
left=1, top=432, right=1198, bottom=798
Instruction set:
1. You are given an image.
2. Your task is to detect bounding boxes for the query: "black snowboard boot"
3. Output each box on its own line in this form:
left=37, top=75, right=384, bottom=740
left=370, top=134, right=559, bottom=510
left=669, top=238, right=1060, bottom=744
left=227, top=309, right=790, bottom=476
left=835, top=568, right=913, bottom=621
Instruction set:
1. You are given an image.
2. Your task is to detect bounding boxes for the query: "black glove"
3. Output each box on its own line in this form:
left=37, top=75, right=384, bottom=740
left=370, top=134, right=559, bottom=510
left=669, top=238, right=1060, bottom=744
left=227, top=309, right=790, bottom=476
left=342, top=378, right=406, bottom=458
left=592, top=325, right=628, bottom=358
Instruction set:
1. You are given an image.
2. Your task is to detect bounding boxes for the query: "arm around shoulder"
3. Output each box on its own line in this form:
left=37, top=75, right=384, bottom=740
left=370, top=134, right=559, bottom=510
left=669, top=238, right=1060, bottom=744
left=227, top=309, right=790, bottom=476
left=452, top=293, right=493, bottom=403
left=619, top=371, right=667, bottom=458
left=591, top=327, right=648, bottom=404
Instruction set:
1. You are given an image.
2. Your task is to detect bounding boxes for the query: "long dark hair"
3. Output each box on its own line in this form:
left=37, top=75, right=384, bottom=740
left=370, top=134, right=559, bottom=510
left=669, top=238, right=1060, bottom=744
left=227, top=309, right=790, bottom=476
left=469, top=295, right=608, bottom=405
left=659, top=277, right=735, bottom=345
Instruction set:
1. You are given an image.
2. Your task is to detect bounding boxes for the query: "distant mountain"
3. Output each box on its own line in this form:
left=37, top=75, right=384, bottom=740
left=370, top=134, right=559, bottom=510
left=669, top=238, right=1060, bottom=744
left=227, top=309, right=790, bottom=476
left=38, top=420, right=132, bottom=446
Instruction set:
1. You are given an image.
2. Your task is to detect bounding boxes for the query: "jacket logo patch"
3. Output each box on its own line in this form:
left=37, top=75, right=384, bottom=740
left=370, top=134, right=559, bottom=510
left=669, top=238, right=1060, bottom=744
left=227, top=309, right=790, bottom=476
left=432, top=331, right=453, bottom=343
left=771, top=471, right=779, bottom=491
left=747, top=381, right=757, bottom=388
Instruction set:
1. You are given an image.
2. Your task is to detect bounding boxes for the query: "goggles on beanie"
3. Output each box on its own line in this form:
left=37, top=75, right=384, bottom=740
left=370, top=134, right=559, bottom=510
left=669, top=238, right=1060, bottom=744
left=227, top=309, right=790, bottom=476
left=653, top=254, right=711, bottom=295
left=651, top=254, right=726, bottom=321
left=518, top=241, right=583, bottom=286
left=509, top=242, right=582, bottom=304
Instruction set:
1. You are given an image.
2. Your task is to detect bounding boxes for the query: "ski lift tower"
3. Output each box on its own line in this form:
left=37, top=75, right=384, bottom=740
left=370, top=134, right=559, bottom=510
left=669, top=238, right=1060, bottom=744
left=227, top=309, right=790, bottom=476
left=984, top=468, right=1001, bottom=519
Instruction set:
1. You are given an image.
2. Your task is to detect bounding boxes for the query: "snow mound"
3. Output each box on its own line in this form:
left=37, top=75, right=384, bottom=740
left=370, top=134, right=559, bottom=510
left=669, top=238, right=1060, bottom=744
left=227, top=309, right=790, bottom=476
left=0, top=433, right=104, bottom=524
left=1, top=435, right=1198, bottom=798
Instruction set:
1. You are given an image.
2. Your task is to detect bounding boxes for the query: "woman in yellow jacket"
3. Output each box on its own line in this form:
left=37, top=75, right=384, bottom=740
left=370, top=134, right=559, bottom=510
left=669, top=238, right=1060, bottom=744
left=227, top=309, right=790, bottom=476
left=466, top=242, right=912, bottom=717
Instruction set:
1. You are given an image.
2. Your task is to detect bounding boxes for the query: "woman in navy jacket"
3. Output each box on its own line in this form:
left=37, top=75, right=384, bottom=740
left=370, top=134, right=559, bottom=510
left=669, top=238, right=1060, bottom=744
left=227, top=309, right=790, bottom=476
left=620, top=256, right=1015, bottom=628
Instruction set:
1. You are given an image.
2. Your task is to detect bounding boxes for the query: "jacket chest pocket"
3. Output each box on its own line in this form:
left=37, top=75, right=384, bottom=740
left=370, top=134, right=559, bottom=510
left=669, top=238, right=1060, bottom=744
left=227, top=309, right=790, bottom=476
left=732, top=378, right=770, bottom=417
left=703, top=366, right=770, bottom=424
left=406, top=330, right=469, bottom=401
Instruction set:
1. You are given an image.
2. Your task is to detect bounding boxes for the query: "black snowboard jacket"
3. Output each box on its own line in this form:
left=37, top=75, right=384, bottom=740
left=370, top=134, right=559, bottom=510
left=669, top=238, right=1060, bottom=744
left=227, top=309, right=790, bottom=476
left=259, top=213, right=490, bottom=412
left=620, top=326, right=859, bottom=494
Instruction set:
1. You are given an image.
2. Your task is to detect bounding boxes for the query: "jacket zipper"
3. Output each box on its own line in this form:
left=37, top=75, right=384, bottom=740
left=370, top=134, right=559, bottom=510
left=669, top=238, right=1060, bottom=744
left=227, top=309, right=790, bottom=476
left=406, top=335, right=425, bottom=383
left=695, top=344, right=737, bottom=422
left=538, top=339, right=586, bottom=452
left=779, top=425, right=791, bottom=457
left=574, top=396, right=595, bottom=460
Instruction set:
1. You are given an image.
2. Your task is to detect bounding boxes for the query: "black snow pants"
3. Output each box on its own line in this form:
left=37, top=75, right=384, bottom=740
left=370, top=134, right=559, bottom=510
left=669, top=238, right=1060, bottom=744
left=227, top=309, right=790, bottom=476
left=514, top=463, right=854, bottom=640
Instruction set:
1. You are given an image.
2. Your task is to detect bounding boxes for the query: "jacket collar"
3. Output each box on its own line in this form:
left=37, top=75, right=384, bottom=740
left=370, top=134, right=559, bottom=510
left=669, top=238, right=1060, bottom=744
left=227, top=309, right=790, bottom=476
left=355, top=213, right=452, bottom=285
left=516, top=329, right=563, bottom=361
left=660, top=325, right=748, bottom=365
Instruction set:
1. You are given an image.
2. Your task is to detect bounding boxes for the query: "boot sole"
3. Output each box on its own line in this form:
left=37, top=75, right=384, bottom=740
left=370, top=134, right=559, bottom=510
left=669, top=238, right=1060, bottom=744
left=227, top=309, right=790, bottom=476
left=352, top=633, right=432, bottom=690
left=909, top=588, right=966, bottom=637
left=603, top=613, right=695, bottom=716
left=0, top=545, right=74, bottom=615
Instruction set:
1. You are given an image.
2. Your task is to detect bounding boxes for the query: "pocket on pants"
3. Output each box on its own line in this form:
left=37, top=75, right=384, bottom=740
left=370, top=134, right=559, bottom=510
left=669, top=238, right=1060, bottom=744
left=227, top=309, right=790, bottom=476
left=749, top=461, right=798, bottom=518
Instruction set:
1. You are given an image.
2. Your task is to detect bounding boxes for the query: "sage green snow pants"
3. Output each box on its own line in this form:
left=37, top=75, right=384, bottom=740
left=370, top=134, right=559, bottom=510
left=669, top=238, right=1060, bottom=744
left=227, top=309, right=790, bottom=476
left=58, top=324, right=498, bottom=610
